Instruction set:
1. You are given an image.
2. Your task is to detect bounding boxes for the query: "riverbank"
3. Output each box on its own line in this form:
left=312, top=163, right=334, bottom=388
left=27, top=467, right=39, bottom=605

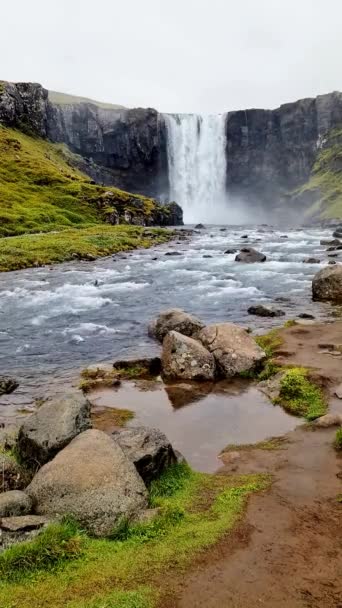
left=0, top=225, right=177, bottom=272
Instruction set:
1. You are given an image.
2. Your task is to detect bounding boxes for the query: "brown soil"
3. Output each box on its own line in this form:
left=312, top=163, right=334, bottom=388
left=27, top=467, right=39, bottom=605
left=172, top=322, right=342, bottom=608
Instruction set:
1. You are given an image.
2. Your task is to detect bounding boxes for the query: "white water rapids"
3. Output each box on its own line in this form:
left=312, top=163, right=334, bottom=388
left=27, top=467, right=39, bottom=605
left=163, top=113, right=229, bottom=224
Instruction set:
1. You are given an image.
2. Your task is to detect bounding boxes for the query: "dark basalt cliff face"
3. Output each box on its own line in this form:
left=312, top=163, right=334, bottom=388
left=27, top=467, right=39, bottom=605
left=48, top=103, right=169, bottom=197
left=226, top=92, right=342, bottom=205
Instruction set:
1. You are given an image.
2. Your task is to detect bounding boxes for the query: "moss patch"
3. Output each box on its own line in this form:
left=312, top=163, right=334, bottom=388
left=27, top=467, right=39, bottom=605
left=255, top=329, right=283, bottom=358
left=91, top=407, right=134, bottom=431
left=334, top=428, right=342, bottom=450
left=221, top=436, right=288, bottom=454
left=274, top=367, right=327, bottom=420
left=0, top=225, right=173, bottom=272
left=0, top=463, right=270, bottom=608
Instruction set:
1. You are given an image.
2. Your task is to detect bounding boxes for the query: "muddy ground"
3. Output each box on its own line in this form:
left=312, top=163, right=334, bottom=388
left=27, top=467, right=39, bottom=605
left=171, top=322, right=342, bottom=608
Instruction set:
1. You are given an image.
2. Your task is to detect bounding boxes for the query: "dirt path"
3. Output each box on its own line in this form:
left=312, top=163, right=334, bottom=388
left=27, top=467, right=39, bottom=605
left=174, top=322, right=342, bottom=608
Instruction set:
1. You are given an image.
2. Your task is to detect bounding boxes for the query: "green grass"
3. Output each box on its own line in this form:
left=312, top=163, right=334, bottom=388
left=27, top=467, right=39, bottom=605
left=0, top=125, right=176, bottom=244
left=296, top=127, right=342, bottom=219
left=0, top=519, right=84, bottom=582
left=0, top=463, right=270, bottom=608
left=274, top=367, right=327, bottom=420
left=221, top=436, right=288, bottom=454
left=0, top=225, right=173, bottom=272
left=334, top=428, right=342, bottom=450
left=255, top=329, right=283, bottom=358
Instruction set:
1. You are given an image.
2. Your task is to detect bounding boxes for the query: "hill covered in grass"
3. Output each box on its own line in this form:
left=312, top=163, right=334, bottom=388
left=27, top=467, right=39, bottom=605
left=0, top=125, right=181, bottom=238
left=48, top=90, right=125, bottom=110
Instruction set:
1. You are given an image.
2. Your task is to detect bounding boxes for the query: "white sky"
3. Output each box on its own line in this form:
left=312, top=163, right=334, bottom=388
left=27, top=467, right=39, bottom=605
left=1, top=0, right=342, bottom=113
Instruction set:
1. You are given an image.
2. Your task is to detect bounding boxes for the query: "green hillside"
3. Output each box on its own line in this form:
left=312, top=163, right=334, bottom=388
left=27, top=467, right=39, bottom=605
left=49, top=90, right=125, bottom=110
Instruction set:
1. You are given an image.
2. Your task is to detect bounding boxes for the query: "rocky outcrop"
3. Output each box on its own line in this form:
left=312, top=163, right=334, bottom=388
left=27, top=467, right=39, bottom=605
left=17, top=393, right=91, bottom=467
left=0, top=491, right=32, bottom=517
left=197, top=323, right=266, bottom=378
left=312, top=265, right=342, bottom=302
left=148, top=309, right=204, bottom=343
left=162, top=331, right=216, bottom=381
left=27, top=429, right=148, bottom=537
left=0, top=81, right=49, bottom=136
left=112, top=426, right=178, bottom=485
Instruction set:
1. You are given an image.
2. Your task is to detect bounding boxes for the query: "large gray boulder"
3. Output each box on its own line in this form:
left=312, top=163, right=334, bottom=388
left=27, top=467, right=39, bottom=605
left=17, top=392, right=91, bottom=467
left=235, top=248, right=266, bottom=263
left=0, top=491, right=32, bottom=517
left=312, top=265, right=342, bottom=302
left=26, top=429, right=148, bottom=537
left=162, top=331, right=216, bottom=381
left=197, top=323, right=266, bottom=378
left=148, top=309, right=204, bottom=343
left=112, top=426, right=178, bottom=485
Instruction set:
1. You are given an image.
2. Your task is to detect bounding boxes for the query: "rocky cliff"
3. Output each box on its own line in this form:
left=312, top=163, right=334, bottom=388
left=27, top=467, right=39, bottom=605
left=226, top=92, right=342, bottom=207
left=1, top=80, right=342, bottom=218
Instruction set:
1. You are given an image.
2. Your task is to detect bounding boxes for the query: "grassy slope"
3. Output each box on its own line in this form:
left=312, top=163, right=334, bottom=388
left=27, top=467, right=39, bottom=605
left=0, top=464, right=270, bottom=608
left=297, top=128, right=342, bottom=219
left=0, top=126, right=175, bottom=270
left=48, top=90, right=125, bottom=110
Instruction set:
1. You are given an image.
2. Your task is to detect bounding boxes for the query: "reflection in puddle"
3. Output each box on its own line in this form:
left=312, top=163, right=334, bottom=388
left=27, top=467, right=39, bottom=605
left=90, top=379, right=299, bottom=472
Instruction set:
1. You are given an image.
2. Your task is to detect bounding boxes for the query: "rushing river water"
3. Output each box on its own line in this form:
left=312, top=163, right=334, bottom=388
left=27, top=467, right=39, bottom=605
left=0, top=224, right=335, bottom=424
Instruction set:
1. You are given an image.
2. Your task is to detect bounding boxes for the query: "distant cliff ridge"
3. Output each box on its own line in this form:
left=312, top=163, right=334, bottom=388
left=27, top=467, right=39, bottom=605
left=1, top=80, right=342, bottom=217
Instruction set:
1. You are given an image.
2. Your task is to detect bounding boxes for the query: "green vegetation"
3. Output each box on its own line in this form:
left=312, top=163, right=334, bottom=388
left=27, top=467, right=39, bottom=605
left=0, top=463, right=270, bottom=608
left=221, top=436, right=288, bottom=454
left=80, top=362, right=158, bottom=393
left=91, top=407, right=135, bottom=430
left=255, top=328, right=283, bottom=358
left=49, top=90, right=125, bottom=110
left=0, top=225, right=173, bottom=272
left=283, top=319, right=297, bottom=328
left=334, top=427, right=342, bottom=450
left=0, top=519, right=84, bottom=582
left=274, top=367, right=326, bottom=421
left=297, top=127, right=342, bottom=219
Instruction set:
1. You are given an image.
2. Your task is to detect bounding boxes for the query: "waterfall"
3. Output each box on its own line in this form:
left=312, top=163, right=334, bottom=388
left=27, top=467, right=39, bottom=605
left=163, top=113, right=228, bottom=224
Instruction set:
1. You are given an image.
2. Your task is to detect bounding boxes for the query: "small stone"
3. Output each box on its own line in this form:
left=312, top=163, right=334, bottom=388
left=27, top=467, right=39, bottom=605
left=0, top=491, right=32, bottom=518
left=335, top=384, right=342, bottom=399
left=248, top=305, right=285, bottom=318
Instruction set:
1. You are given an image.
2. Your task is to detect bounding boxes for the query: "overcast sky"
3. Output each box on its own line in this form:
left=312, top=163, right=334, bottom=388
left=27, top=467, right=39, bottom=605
left=1, top=0, right=341, bottom=113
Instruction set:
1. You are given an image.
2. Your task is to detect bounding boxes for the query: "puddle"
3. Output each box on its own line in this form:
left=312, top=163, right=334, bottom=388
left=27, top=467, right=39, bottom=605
left=90, top=379, right=300, bottom=472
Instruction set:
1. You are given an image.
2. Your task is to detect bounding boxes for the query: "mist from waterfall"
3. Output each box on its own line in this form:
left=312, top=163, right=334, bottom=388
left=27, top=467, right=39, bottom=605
left=164, top=113, right=230, bottom=224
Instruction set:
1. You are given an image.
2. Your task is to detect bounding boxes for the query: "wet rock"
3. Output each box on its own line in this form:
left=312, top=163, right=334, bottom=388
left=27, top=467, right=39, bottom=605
left=17, top=392, right=91, bottom=467
left=0, top=515, right=51, bottom=532
left=197, top=323, right=266, bottom=378
left=303, top=258, right=320, bottom=264
left=312, top=265, right=342, bottom=302
left=112, top=426, right=178, bottom=484
left=235, top=248, right=266, bottom=263
left=335, top=383, right=342, bottom=399
left=224, top=248, right=237, bottom=254
left=247, top=305, right=285, bottom=318
left=0, top=491, right=32, bottom=517
left=280, top=235, right=289, bottom=239
left=327, top=245, right=342, bottom=251
left=328, top=260, right=337, bottom=264
left=162, top=331, right=216, bottom=381
left=320, top=239, right=341, bottom=246
left=194, top=223, right=205, bottom=229
left=332, top=230, right=342, bottom=238
left=26, top=429, right=148, bottom=537
left=298, top=313, right=315, bottom=320
left=0, top=376, right=18, bottom=396
left=219, top=227, right=227, bottom=231
left=241, top=235, right=248, bottom=239
left=148, top=308, right=204, bottom=343
left=203, top=254, right=213, bottom=258
left=314, top=413, right=342, bottom=428
left=113, top=357, right=161, bottom=376
left=164, top=251, right=182, bottom=256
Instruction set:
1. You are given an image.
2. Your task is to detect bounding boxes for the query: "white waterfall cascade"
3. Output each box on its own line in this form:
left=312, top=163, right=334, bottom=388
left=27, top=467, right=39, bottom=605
left=163, top=113, right=229, bottom=224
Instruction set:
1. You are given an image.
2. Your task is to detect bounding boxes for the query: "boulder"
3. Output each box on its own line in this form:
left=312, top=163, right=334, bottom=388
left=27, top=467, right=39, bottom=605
left=112, top=426, right=178, bottom=484
left=162, top=331, right=216, bottom=381
left=298, top=313, right=315, bottom=320
left=332, top=230, right=342, bottom=238
left=235, top=248, right=266, bottom=263
left=0, top=515, right=51, bottom=532
left=224, top=248, right=237, bottom=254
left=148, top=308, right=204, bottom=343
left=247, top=305, right=285, bottom=318
left=17, top=392, right=91, bottom=467
left=0, top=376, right=18, bottom=396
left=194, top=223, right=205, bottom=229
left=314, top=413, right=342, bottom=428
left=164, top=251, right=182, bottom=256
left=0, top=491, right=32, bottom=517
left=312, top=265, right=342, bottom=302
left=26, top=429, right=148, bottom=537
left=329, top=260, right=337, bottom=265
left=320, top=239, right=341, bottom=246
left=197, top=323, right=266, bottom=378
left=303, top=258, right=320, bottom=264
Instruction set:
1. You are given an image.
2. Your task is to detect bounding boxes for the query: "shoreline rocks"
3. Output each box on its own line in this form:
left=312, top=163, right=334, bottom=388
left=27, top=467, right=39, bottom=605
left=248, top=305, right=285, bottom=318
left=312, top=265, right=342, bottom=302
left=148, top=309, right=204, bottom=343
left=162, top=331, right=216, bottom=381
